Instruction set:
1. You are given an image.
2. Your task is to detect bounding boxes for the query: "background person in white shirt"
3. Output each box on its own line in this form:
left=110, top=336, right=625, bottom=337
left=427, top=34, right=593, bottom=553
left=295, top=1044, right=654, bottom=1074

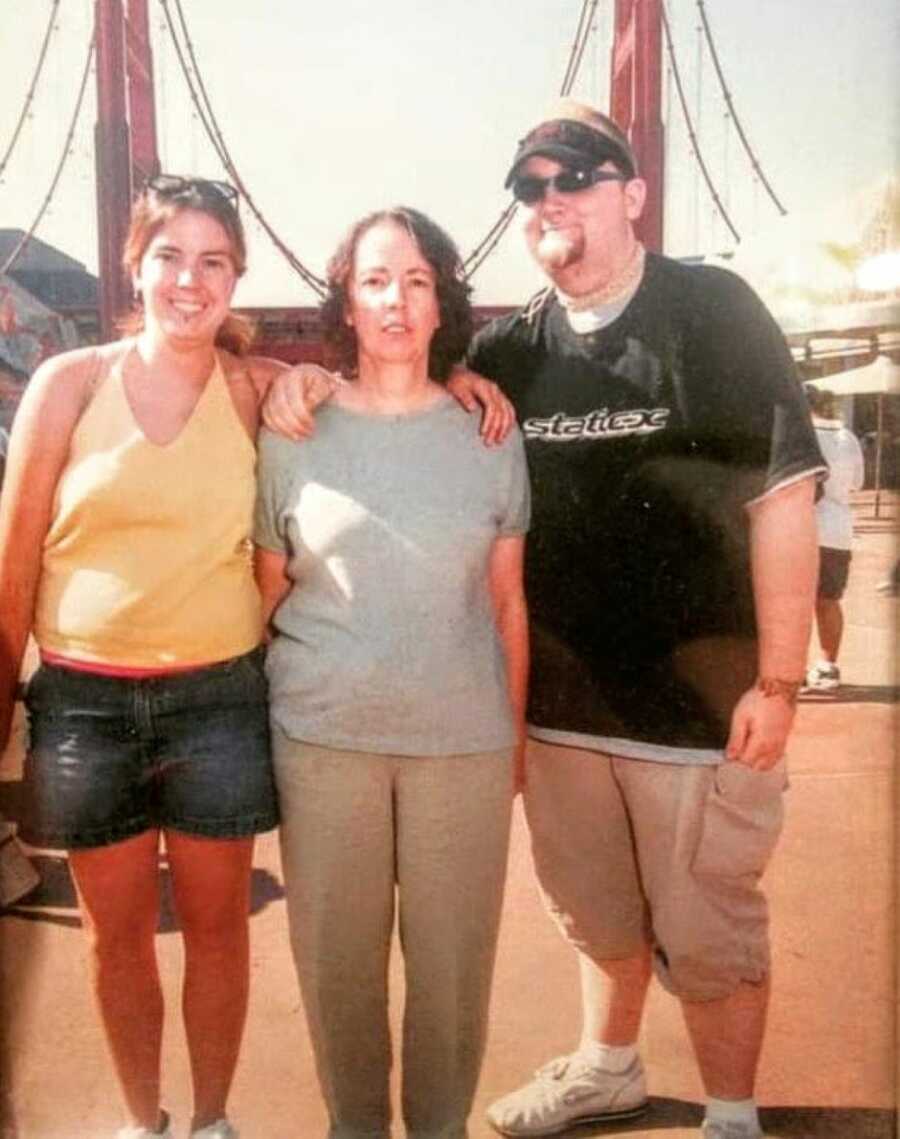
left=804, top=386, right=865, bottom=689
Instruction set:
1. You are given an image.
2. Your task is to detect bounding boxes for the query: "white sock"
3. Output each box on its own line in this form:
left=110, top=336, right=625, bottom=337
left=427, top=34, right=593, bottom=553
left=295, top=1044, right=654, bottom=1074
left=578, top=1040, right=638, bottom=1072
left=705, top=1097, right=760, bottom=1131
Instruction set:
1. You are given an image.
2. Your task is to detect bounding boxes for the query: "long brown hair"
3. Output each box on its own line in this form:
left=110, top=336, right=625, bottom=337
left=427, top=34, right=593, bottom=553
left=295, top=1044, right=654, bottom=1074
left=120, top=182, right=255, bottom=355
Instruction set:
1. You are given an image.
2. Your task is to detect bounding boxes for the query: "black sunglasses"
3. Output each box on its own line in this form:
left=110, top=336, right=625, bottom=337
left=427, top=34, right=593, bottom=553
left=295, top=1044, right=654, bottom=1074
left=510, top=167, right=627, bottom=205
left=146, top=175, right=239, bottom=210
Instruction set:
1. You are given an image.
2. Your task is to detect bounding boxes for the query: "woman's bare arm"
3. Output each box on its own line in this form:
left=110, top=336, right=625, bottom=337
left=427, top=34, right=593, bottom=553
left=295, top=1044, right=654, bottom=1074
left=0, top=349, right=99, bottom=749
left=253, top=545, right=292, bottom=635
left=488, top=534, right=529, bottom=790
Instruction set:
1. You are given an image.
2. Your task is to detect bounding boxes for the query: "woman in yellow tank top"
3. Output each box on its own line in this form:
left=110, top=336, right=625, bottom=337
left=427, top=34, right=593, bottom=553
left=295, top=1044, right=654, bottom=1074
left=0, top=178, right=287, bottom=1139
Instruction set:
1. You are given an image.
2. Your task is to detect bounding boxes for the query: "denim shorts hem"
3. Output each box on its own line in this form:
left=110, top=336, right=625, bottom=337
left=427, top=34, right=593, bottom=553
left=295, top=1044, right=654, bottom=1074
left=20, top=816, right=152, bottom=852
left=21, top=810, right=280, bottom=851
left=166, top=811, right=280, bottom=840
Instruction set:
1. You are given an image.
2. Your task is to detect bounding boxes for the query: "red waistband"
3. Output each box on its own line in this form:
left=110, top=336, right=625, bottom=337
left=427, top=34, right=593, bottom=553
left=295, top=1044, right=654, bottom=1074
left=39, top=650, right=215, bottom=679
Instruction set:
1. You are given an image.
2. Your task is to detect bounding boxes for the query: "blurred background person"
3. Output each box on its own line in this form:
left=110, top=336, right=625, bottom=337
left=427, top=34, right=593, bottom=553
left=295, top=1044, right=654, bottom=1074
left=804, top=386, right=865, bottom=690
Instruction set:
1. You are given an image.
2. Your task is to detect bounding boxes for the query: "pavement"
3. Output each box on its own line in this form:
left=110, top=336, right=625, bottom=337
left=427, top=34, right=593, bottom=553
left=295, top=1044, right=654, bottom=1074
left=1, top=493, right=897, bottom=1139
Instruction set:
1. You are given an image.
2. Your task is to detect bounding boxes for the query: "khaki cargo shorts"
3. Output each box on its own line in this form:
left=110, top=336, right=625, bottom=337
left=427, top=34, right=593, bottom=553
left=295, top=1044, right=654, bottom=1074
left=523, top=739, right=787, bottom=1001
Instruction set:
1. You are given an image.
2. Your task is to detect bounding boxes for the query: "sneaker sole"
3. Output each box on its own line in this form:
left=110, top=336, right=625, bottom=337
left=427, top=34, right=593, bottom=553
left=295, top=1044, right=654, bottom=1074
left=486, top=1099, right=650, bottom=1137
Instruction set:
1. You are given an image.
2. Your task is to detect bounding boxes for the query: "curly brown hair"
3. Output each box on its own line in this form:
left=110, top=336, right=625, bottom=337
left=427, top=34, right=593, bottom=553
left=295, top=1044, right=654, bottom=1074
left=120, top=182, right=254, bottom=356
left=320, top=207, right=473, bottom=381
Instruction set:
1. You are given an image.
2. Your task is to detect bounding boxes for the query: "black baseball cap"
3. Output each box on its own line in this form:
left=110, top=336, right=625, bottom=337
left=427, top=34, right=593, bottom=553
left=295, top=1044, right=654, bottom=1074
left=505, top=99, right=638, bottom=187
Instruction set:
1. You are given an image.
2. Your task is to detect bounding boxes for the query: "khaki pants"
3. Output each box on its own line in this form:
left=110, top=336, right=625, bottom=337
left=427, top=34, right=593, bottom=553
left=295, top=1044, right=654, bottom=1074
left=274, top=731, right=513, bottom=1139
left=524, top=740, right=787, bottom=1000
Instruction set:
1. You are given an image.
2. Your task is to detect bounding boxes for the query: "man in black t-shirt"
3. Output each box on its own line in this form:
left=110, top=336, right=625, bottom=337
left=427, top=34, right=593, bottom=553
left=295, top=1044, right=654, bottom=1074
left=475, top=101, right=824, bottom=1139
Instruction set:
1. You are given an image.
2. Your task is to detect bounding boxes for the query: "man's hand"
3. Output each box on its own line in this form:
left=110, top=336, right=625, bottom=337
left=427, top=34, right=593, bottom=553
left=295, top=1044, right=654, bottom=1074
left=727, top=475, right=817, bottom=771
left=261, top=363, right=341, bottom=439
left=725, top=687, right=795, bottom=770
left=446, top=367, right=516, bottom=446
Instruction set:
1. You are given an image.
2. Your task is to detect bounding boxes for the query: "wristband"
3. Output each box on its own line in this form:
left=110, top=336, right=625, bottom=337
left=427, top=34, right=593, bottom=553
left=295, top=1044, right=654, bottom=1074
left=756, top=676, right=802, bottom=705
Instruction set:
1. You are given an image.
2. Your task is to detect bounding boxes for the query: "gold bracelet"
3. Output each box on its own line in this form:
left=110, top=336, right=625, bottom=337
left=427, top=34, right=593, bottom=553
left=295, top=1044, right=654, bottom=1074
left=756, top=676, right=802, bottom=704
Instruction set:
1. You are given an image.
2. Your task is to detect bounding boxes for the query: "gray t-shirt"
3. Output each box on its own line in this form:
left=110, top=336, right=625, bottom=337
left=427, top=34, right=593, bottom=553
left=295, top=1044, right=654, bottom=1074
left=254, top=394, right=531, bottom=756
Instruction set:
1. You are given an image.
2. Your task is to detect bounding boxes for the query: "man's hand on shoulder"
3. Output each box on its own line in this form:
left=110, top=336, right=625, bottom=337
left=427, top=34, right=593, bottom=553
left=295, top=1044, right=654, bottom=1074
left=239, top=355, right=286, bottom=399
left=446, top=366, right=516, bottom=446
left=260, top=363, right=341, bottom=440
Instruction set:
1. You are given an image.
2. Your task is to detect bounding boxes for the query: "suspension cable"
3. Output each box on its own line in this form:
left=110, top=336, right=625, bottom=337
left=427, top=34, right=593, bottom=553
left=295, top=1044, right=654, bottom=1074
left=156, top=4, right=225, bottom=168
left=159, top=0, right=326, bottom=296
left=164, top=0, right=326, bottom=294
left=465, top=0, right=599, bottom=278
left=695, top=0, right=787, bottom=215
left=560, top=0, right=592, bottom=95
left=0, top=0, right=62, bottom=183
left=159, top=1, right=612, bottom=284
left=561, top=0, right=600, bottom=96
left=463, top=203, right=519, bottom=279
left=661, top=3, right=740, bottom=244
left=170, top=0, right=231, bottom=169
left=465, top=202, right=519, bottom=267
left=0, top=31, right=95, bottom=278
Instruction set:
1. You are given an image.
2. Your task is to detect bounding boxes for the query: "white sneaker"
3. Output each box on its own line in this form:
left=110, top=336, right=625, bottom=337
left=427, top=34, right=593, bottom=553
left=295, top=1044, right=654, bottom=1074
left=701, top=1121, right=763, bottom=1138
left=486, top=1051, right=648, bottom=1136
left=804, top=661, right=841, bottom=691
left=191, top=1121, right=238, bottom=1139
left=116, top=1113, right=172, bottom=1139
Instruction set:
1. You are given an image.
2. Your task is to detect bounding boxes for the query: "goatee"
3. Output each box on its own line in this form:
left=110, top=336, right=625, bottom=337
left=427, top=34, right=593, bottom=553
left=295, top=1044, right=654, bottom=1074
left=536, top=229, right=584, bottom=272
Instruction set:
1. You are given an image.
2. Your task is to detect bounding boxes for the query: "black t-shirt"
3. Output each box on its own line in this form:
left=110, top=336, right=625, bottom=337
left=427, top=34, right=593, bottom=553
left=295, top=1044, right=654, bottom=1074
left=468, top=253, right=824, bottom=751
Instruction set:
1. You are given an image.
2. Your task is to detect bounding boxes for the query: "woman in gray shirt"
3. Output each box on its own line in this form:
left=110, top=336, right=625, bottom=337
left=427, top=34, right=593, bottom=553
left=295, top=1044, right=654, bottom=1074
left=254, top=207, right=529, bottom=1139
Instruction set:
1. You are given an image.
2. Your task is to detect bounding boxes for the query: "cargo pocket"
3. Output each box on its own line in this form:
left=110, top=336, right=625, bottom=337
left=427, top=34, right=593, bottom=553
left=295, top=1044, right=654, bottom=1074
left=692, top=759, right=787, bottom=880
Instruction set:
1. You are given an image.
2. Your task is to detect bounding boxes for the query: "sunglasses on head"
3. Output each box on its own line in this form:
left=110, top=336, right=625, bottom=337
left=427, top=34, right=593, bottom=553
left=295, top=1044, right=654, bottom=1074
left=146, top=174, right=239, bottom=210
left=510, top=166, right=627, bottom=205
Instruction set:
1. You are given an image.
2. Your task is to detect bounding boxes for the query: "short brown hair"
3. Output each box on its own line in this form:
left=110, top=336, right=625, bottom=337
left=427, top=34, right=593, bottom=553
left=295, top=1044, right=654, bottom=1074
left=120, top=182, right=254, bottom=356
left=320, top=207, right=473, bottom=381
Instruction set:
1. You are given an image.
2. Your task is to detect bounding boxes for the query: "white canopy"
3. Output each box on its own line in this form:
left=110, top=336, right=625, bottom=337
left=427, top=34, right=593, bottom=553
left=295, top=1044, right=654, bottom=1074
left=806, top=354, right=900, bottom=396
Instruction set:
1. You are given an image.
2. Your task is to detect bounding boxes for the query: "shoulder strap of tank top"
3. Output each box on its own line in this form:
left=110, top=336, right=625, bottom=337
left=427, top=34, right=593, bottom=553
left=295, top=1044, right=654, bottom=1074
left=76, top=341, right=127, bottom=420
left=85, top=347, right=104, bottom=394
left=218, top=349, right=264, bottom=414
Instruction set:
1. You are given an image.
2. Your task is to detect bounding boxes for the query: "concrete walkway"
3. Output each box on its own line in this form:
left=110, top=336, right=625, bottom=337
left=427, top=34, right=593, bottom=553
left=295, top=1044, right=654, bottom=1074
left=1, top=495, right=896, bottom=1139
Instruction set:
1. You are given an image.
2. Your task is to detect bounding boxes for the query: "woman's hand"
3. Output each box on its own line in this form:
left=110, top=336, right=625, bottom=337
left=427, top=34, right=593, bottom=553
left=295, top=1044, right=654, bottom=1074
left=446, top=367, right=516, bottom=446
left=261, top=363, right=341, bottom=439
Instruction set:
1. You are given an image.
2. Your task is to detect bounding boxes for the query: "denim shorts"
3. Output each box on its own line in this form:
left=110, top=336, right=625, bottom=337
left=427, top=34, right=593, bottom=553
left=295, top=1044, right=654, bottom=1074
left=21, top=647, right=278, bottom=850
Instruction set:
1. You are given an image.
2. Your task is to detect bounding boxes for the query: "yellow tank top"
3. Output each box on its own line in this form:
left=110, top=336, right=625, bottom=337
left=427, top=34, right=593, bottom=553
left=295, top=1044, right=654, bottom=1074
left=34, top=347, right=262, bottom=667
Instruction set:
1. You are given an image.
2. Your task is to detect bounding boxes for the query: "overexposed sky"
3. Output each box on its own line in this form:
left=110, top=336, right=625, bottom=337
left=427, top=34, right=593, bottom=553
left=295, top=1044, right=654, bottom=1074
left=0, top=0, right=897, bottom=304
